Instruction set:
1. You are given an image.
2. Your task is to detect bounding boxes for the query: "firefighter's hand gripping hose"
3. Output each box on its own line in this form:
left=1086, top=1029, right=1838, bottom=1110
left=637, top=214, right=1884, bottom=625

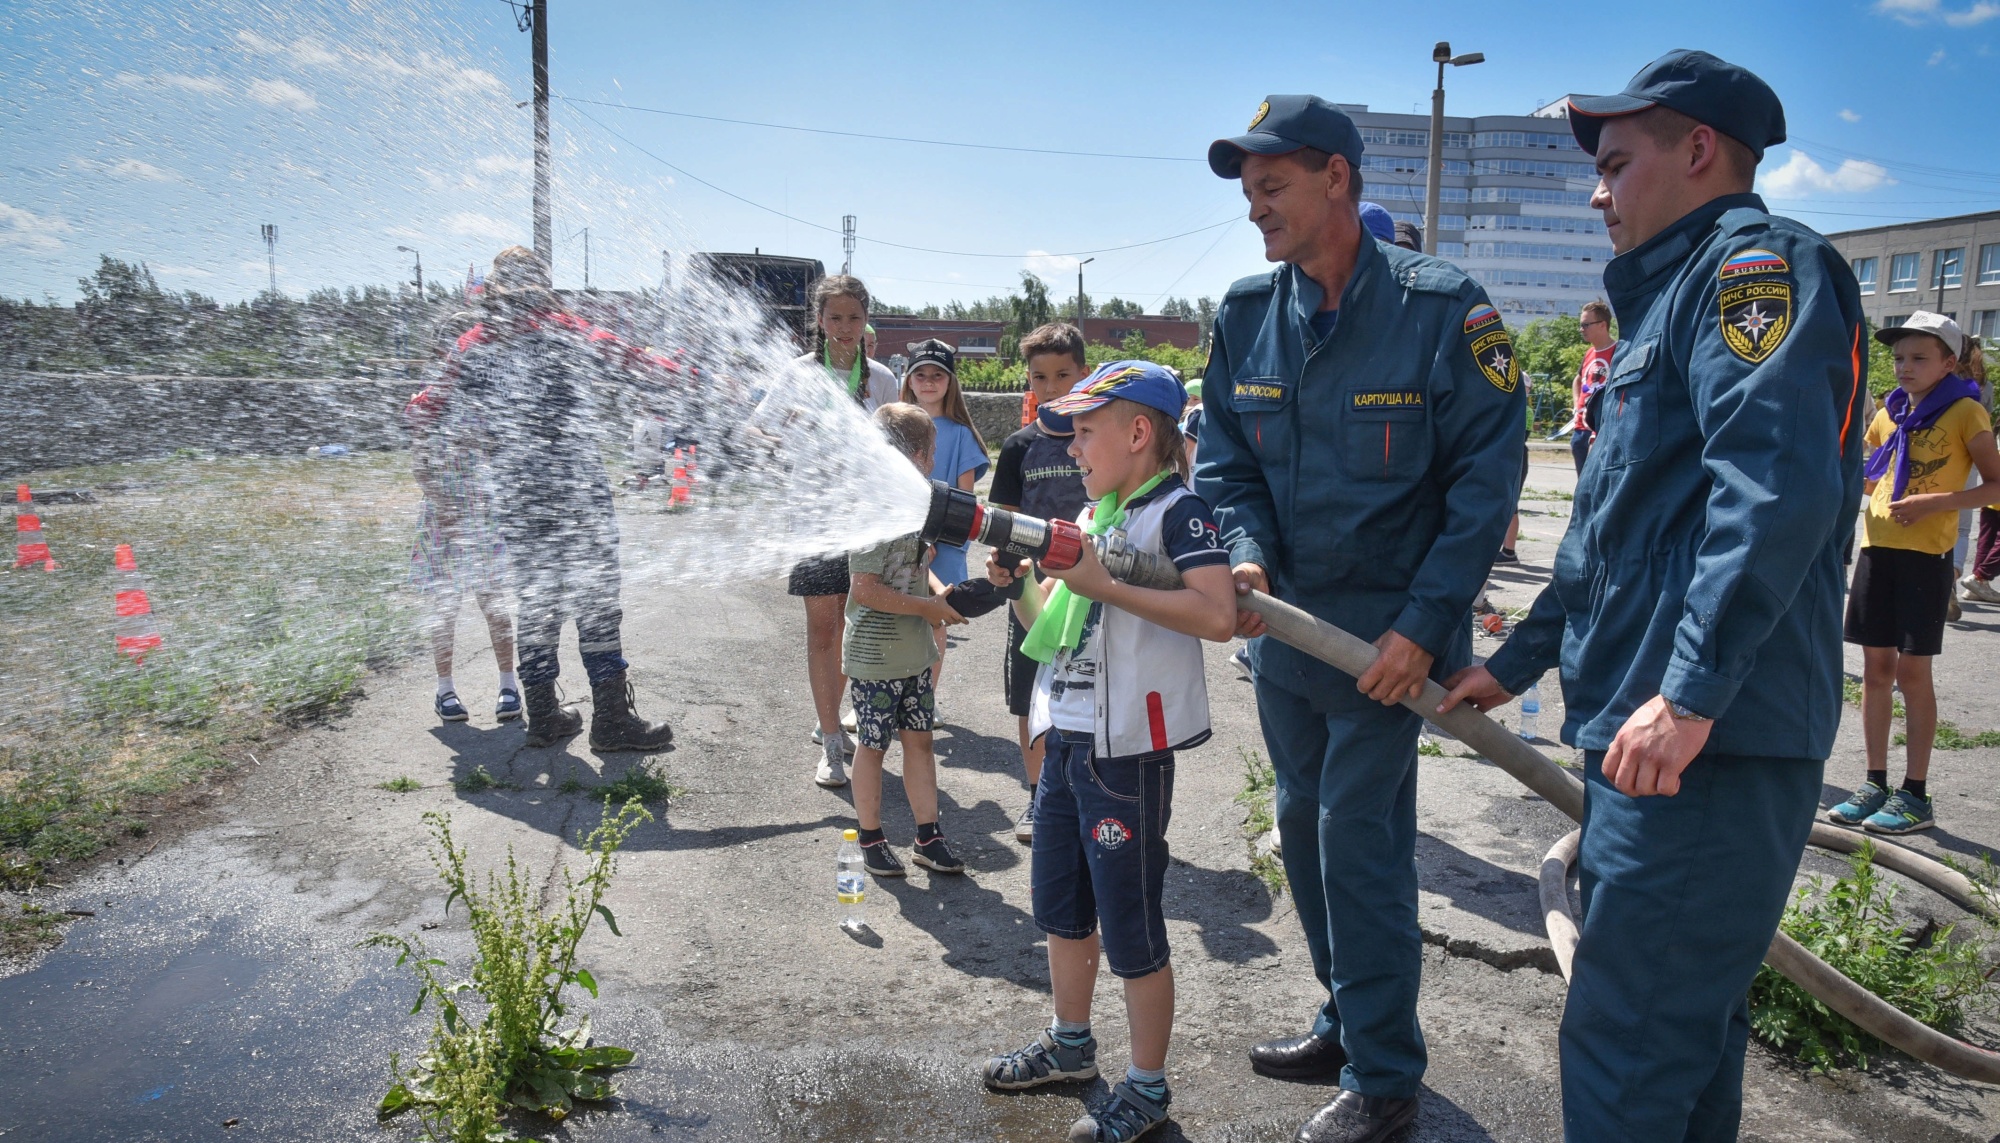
left=922, top=480, right=2000, bottom=1083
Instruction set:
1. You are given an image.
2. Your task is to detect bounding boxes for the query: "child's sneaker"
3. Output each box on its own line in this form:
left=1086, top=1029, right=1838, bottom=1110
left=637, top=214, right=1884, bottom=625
left=912, top=834, right=964, bottom=874
left=809, top=726, right=857, bottom=755
left=861, top=838, right=906, bottom=878
left=1864, top=789, right=1935, bottom=834
left=1963, top=574, right=2000, bottom=604
left=495, top=688, right=522, bottom=722
left=1827, top=781, right=1889, bottom=826
left=814, top=742, right=848, bottom=789
left=1068, top=1080, right=1170, bottom=1142
left=435, top=690, right=469, bottom=722
left=1014, top=801, right=1035, bottom=844
left=982, top=1029, right=1098, bottom=1091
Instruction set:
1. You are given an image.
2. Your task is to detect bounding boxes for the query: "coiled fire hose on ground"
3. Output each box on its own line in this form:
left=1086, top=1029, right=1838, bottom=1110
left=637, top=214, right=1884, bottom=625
left=921, top=481, right=2000, bottom=1082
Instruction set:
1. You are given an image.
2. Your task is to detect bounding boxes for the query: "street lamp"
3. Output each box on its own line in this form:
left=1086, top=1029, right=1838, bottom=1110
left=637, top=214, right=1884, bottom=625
left=1423, top=41, right=1484, bottom=257
left=396, top=245, right=423, bottom=296
left=1077, top=257, right=1096, bottom=327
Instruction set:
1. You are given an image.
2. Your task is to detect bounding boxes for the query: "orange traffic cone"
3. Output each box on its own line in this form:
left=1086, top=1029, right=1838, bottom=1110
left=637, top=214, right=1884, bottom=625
left=113, top=544, right=164, bottom=665
left=670, top=448, right=691, bottom=506
left=1021, top=390, right=1039, bottom=427
left=14, top=484, right=57, bottom=570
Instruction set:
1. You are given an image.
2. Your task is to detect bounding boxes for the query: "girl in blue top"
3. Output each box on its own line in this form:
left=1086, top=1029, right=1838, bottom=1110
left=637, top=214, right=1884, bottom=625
left=901, top=338, right=988, bottom=689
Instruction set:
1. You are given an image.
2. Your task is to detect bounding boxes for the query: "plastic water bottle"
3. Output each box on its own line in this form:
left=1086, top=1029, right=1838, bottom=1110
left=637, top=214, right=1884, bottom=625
left=836, top=828, right=867, bottom=932
left=1519, top=683, right=1542, bottom=741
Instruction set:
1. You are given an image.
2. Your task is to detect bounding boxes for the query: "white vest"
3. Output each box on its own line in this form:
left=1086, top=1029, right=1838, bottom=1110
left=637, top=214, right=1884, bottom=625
left=1030, top=485, right=1213, bottom=761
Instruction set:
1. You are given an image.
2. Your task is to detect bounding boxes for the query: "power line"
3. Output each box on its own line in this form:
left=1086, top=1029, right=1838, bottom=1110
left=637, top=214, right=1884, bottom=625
left=563, top=100, right=1239, bottom=260
left=557, top=95, right=1205, bottom=163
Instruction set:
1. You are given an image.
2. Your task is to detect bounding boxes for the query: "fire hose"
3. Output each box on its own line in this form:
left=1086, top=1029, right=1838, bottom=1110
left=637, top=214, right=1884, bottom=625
left=921, top=481, right=2000, bottom=1082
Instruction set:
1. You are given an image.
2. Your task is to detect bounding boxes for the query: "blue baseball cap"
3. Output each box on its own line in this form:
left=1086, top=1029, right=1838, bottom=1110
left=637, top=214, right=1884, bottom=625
left=1358, top=202, right=1395, bottom=243
left=1567, top=49, right=1786, bottom=162
left=1209, top=94, right=1364, bottom=179
left=1042, top=361, right=1188, bottom=430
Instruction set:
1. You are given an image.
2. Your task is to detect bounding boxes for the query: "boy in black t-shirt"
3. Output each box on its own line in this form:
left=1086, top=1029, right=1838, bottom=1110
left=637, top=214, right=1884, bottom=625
left=989, top=323, right=1091, bottom=843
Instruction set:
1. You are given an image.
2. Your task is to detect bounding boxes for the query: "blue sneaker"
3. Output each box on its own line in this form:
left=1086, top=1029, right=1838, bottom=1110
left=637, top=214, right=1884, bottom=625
left=1864, top=790, right=1935, bottom=834
left=435, top=690, right=469, bottom=722
left=1827, top=781, right=1889, bottom=826
left=495, top=688, right=522, bottom=721
left=1068, top=1080, right=1170, bottom=1142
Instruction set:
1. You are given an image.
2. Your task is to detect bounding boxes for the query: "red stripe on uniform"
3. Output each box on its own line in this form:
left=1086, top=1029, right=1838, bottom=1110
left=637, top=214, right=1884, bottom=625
left=1146, top=691, right=1168, bottom=751
left=1842, top=324, right=1862, bottom=452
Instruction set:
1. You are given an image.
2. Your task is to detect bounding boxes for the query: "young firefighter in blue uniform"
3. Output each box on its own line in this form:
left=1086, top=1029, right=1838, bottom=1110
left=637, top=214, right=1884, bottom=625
left=1441, top=52, right=1868, bottom=1142
left=1195, top=96, right=1525, bottom=1143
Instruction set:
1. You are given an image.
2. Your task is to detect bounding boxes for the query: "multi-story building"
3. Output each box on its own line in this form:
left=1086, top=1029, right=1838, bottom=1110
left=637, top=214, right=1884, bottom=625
left=1824, top=211, right=2000, bottom=343
left=1345, top=100, right=1611, bottom=322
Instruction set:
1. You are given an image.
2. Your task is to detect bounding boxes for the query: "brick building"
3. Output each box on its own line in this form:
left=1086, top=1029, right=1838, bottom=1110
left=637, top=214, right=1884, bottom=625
left=868, top=316, right=1007, bottom=366
left=1081, top=315, right=1201, bottom=350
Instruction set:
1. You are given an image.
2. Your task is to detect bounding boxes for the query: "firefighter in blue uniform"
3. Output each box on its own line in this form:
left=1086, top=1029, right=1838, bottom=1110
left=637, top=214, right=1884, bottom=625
left=1195, top=95, right=1526, bottom=1143
left=1441, top=52, right=1868, bottom=1141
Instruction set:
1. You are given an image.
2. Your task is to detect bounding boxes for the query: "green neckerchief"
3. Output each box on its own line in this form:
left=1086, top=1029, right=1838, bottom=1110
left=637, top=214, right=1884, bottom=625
left=824, top=344, right=864, bottom=399
left=1021, top=471, right=1170, bottom=664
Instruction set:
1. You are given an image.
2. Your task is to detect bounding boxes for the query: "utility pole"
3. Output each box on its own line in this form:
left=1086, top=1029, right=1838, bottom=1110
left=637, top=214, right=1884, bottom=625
left=398, top=245, right=424, bottom=295
left=1423, top=42, right=1484, bottom=257
left=841, top=214, right=856, bottom=276
left=260, top=224, right=278, bottom=295
left=1077, top=257, right=1095, bottom=329
left=530, top=0, right=551, bottom=271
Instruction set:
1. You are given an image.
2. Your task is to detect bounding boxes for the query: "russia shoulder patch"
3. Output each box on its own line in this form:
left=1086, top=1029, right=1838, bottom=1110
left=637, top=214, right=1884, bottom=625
left=1719, top=248, right=1789, bottom=280
left=1464, top=302, right=1502, bottom=334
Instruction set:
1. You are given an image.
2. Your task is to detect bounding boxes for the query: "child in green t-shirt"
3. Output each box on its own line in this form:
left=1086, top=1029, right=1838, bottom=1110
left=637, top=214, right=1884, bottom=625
left=843, top=404, right=968, bottom=877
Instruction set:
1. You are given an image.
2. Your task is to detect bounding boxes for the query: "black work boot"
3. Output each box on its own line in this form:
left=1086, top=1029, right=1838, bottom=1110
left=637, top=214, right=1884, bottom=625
left=522, top=682, right=583, bottom=747
left=589, top=672, right=674, bottom=752
left=1295, top=1090, right=1418, bottom=1143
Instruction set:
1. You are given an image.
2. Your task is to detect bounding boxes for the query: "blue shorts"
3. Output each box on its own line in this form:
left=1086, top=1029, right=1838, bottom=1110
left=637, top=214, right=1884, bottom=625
left=1031, top=728, right=1175, bottom=979
left=849, top=669, right=935, bottom=750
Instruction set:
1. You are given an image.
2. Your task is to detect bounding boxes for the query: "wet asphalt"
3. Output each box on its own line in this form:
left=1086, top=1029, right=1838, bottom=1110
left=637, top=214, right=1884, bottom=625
left=7, top=453, right=2000, bottom=1142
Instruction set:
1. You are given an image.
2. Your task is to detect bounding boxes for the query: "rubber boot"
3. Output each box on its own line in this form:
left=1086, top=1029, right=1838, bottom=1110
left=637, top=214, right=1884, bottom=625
left=589, top=672, right=674, bottom=752
left=522, top=682, right=583, bottom=747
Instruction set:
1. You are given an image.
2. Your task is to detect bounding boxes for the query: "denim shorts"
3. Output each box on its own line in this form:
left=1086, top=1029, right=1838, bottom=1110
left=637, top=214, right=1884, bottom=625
left=1031, top=727, right=1175, bottom=979
left=849, top=669, right=935, bottom=750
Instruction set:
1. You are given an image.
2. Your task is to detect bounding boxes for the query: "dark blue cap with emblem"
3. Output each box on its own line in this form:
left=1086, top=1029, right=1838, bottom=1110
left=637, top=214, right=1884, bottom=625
left=1566, top=49, right=1786, bottom=162
left=1209, top=94, right=1364, bottom=179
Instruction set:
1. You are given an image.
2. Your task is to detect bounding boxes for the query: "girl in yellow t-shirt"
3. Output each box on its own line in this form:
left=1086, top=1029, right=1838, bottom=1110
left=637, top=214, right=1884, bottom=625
left=1833, top=313, right=2000, bottom=835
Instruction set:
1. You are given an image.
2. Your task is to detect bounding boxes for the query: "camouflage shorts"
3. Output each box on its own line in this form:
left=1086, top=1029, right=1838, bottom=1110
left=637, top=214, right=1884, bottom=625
left=848, top=669, right=936, bottom=750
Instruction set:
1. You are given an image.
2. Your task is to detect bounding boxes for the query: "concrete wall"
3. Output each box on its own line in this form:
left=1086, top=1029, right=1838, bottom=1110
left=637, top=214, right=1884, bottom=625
left=963, top=391, right=1025, bottom=451
left=3, top=373, right=424, bottom=475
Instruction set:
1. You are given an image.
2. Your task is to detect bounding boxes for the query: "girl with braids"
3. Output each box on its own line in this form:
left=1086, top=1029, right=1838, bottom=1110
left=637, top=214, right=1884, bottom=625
left=788, top=275, right=899, bottom=789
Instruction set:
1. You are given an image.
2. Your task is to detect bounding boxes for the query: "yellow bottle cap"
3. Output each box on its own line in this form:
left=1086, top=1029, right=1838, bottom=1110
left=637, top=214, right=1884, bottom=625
left=843, top=828, right=858, bottom=841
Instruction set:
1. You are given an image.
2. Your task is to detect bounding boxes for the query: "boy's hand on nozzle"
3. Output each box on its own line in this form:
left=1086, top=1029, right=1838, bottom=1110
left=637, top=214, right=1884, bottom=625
left=1039, top=540, right=1115, bottom=599
left=986, top=552, right=1031, bottom=588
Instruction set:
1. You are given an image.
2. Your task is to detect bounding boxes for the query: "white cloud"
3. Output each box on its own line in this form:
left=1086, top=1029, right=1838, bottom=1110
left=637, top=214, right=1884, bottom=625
left=1759, top=151, right=1896, bottom=197
left=1928, top=48, right=1948, bottom=65
left=232, top=27, right=505, bottom=97
left=247, top=78, right=317, bottom=111
left=113, top=71, right=229, bottom=96
left=1839, top=109, right=1862, bottom=123
left=0, top=202, right=74, bottom=252
left=474, top=155, right=532, bottom=176
left=151, top=263, right=215, bottom=279
left=71, top=157, right=180, bottom=181
left=1024, top=250, right=1080, bottom=278
left=1874, top=0, right=2000, bottom=23
left=445, top=212, right=518, bottom=241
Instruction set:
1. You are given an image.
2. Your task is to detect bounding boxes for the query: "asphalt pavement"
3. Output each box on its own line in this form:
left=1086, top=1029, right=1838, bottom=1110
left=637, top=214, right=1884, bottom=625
left=4, top=450, right=2000, bottom=1141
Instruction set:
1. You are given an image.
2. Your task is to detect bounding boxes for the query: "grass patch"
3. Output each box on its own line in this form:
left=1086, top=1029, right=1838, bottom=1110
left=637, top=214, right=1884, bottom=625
left=380, top=776, right=422, bottom=793
left=0, top=452, right=423, bottom=886
left=1842, top=675, right=1906, bottom=720
left=1894, top=721, right=2000, bottom=750
left=452, top=766, right=518, bottom=795
left=1234, top=748, right=1286, bottom=896
left=1418, top=738, right=1445, bottom=757
left=366, top=802, right=650, bottom=1138
left=593, top=761, right=681, bottom=806
left=1518, top=487, right=1574, bottom=502
left=1750, top=840, right=1998, bottom=1072
left=1, top=901, right=77, bottom=960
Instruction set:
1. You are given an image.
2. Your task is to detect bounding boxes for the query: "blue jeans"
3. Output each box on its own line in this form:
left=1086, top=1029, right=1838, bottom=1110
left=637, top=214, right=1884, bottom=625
left=1562, top=751, right=1822, bottom=1142
left=1031, top=728, right=1175, bottom=979
left=1571, top=428, right=1592, bottom=474
left=1255, top=680, right=1425, bottom=1100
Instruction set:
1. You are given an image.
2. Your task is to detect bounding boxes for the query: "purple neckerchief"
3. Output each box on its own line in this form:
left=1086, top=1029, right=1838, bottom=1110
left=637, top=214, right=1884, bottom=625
left=1864, top=374, right=1983, bottom=500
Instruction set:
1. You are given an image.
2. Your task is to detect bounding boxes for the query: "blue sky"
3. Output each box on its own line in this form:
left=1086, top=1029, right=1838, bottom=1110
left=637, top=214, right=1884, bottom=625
left=4, top=0, right=1998, bottom=308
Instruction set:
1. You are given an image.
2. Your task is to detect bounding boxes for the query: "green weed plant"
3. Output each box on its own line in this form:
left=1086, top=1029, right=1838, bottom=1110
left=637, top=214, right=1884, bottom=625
left=1749, top=840, right=1997, bottom=1072
left=365, top=801, right=651, bottom=1141
left=1235, top=749, right=1286, bottom=896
